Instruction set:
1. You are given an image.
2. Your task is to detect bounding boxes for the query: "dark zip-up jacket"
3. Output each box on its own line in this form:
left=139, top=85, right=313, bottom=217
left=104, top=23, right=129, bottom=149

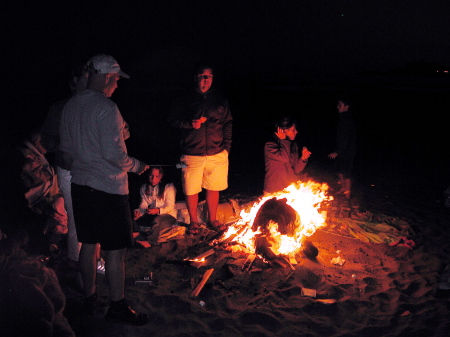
left=169, top=89, right=232, bottom=156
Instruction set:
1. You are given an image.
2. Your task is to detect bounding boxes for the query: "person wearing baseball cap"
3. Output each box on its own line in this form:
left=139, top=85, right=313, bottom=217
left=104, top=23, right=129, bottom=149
left=60, top=54, right=150, bottom=325
left=87, top=54, right=130, bottom=78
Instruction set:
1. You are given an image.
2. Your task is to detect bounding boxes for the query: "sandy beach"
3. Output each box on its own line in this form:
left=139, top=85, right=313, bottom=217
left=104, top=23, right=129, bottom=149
left=52, top=179, right=450, bottom=337
left=2, top=69, right=450, bottom=337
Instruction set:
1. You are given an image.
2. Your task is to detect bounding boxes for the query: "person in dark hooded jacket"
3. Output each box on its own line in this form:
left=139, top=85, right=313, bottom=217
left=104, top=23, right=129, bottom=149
left=169, top=64, right=232, bottom=234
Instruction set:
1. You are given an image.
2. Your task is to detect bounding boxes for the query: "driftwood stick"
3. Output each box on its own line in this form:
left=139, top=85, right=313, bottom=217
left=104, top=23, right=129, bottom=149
left=190, top=268, right=214, bottom=298
left=191, top=248, right=216, bottom=261
left=279, top=256, right=296, bottom=271
left=242, top=253, right=257, bottom=271
left=281, top=270, right=295, bottom=286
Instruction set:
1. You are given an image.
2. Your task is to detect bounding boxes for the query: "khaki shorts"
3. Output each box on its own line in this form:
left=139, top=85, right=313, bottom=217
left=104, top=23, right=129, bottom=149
left=181, top=150, right=229, bottom=195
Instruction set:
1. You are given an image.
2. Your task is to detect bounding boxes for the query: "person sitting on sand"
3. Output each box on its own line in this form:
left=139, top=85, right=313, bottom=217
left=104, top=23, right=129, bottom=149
left=133, top=166, right=177, bottom=231
left=264, top=116, right=311, bottom=194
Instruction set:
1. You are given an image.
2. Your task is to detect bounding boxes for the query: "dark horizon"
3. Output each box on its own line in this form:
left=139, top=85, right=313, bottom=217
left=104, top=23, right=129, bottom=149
left=2, top=1, right=450, bottom=207
left=3, top=2, right=450, bottom=80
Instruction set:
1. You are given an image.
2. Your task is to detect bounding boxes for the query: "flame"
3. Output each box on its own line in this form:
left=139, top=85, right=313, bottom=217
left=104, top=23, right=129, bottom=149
left=220, top=180, right=332, bottom=256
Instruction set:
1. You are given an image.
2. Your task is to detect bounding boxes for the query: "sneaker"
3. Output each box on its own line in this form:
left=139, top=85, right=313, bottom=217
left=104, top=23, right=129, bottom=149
left=82, top=293, right=103, bottom=315
left=106, top=299, right=149, bottom=325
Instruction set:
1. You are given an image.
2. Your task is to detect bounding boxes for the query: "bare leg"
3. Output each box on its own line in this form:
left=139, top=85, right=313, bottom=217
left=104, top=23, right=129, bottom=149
left=79, top=243, right=98, bottom=297
left=104, top=247, right=149, bottom=325
left=206, top=189, right=219, bottom=223
left=95, top=243, right=101, bottom=260
left=104, top=248, right=126, bottom=301
left=56, top=166, right=81, bottom=261
left=337, top=173, right=345, bottom=192
left=186, top=194, right=199, bottom=223
left=343, top=178, right=352, bottom=198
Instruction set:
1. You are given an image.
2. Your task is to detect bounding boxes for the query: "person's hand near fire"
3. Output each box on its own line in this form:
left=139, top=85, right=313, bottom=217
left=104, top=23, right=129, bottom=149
left=301, top=147, right=311, bottom=162
left=192, top=116, right=207, bottom=129
left=275, top=126, right=311, bottom=162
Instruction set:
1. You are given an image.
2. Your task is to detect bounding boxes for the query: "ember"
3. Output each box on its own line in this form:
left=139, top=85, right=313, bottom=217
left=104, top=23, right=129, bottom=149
left=218, top=181, right=332, bottom=258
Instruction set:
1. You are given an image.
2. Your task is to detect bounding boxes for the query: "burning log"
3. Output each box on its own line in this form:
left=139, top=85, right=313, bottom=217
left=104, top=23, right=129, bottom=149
left=252, top=198, right=299, bottom=236
left=254, top=236, right=295, bottom=270
left=302, top=240, right=318, bottom=260
left=190, top=268, right=214, bottom=298
left=274, top=256, right=296, bottom=270
left=289, top=255, right=298, bottom=265
left=189, top=181, right=330, bottom=273
left=190, top=248, right=216, bottom=261
left=187, top=248, right=216, bottom=268
left=255, top=235, right=278, bottom=261
left=211, top=224, right=249, bottom=247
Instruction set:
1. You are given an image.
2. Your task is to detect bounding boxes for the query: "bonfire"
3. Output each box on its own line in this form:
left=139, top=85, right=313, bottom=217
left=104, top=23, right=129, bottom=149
left=212, top=180, right=333, bottom=261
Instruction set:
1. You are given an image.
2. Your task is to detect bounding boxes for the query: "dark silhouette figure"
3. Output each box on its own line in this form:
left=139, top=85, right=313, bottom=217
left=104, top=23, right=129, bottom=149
left=328, top=98, right=357, bottom=199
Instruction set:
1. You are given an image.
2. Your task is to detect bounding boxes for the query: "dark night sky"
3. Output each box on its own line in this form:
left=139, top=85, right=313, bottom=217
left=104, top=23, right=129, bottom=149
left=2, top=1, right=450, bottom=85
left=2, top=1, right=450, bottom=207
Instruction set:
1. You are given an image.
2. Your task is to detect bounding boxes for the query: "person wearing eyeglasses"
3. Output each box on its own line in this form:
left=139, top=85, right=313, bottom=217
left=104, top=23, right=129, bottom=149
left=169, top=64, right=232, bottom=235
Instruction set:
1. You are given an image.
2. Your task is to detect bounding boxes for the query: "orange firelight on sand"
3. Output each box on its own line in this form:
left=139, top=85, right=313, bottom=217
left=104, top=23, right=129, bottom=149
left=220, top=181, right=332, bottom=256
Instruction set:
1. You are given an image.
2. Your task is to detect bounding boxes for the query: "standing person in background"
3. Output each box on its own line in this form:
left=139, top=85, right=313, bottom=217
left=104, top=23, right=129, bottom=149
left=133, top=166, right=177, bottom=230
left=169, top=64, right=232, bottom=235
left=60, top=54, right=149, bottom=325
left=328, top=97, right=357, bottom=199
left=264, top=116, right=311, bottom=194
left=41, top=63, right=88, bottom=263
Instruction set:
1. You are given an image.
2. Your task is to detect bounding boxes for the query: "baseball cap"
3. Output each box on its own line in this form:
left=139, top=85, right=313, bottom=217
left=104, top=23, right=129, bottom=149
left=87, top=54, right=130, bottom=78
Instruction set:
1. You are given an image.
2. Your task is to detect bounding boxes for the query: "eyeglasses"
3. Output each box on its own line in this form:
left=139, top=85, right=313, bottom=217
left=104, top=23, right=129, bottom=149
left=197, top=75, right=213, bottom=80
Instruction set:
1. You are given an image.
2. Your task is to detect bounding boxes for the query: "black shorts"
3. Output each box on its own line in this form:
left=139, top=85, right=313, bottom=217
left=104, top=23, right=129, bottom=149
left=71, top=183, right=133, bottom=250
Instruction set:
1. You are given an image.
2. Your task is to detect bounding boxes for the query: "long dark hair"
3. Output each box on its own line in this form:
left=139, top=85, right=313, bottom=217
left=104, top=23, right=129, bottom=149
left=274, top=116, right=297, bottom=131
left=272, top=116, right=298, bottom=152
